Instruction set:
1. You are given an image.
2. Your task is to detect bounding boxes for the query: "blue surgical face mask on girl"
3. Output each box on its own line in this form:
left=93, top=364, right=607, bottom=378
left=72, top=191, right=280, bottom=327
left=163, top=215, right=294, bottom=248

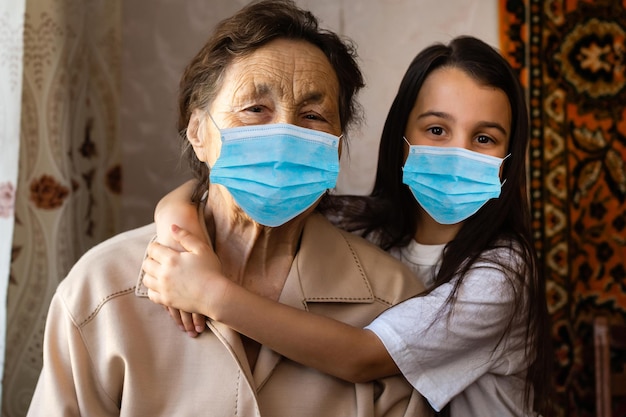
left=207, top=117, right=341, bottom=227
left=401, top=137, right=508, bottom=225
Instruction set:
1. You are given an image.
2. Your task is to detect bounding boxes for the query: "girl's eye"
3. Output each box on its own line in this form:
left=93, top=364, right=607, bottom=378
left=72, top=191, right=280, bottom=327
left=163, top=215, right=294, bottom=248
left=476, top=135, right=494, bottom=144
left=427, top=126, right=444, bottom=135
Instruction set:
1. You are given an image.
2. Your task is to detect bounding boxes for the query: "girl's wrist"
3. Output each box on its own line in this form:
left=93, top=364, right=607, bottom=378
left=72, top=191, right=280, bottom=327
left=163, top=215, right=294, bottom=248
left=203, top=271, right=233, bottom=320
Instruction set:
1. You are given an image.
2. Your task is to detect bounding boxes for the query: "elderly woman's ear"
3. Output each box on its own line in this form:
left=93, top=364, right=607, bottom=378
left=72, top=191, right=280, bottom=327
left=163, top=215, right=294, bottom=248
left=187, top=109, right=217, bottom=165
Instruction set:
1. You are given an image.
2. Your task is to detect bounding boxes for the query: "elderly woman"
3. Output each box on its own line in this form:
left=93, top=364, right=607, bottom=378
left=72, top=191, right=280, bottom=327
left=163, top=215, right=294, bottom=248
left=26, top=1, right=427, bottom=416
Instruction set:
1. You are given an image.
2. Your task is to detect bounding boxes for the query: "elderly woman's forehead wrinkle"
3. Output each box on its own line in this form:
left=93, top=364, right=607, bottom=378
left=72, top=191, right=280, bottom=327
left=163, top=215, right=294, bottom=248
left=220, top=52, right=339, bottom=118
left=227, top=65, right=287, bottom=101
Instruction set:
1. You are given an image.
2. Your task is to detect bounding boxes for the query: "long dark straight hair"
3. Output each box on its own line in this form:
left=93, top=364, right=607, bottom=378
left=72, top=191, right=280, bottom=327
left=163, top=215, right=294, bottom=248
left=324, top=36, right=552, bottom=415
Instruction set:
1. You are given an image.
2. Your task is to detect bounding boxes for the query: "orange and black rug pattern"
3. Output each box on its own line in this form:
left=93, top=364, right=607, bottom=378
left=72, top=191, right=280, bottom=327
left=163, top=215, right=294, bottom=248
left=500, top=0, right=626, bottom=416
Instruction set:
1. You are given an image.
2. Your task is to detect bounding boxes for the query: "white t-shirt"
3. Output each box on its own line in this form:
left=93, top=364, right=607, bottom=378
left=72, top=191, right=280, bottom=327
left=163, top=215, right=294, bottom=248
left=388, top=239, right=443, bottom=288
left=368, top=241, right=534, bottom=416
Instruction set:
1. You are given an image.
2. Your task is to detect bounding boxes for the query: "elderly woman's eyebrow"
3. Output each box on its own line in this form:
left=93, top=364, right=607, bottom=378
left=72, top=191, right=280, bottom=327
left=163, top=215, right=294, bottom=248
left=254, top=83, right=272, bottom=96
left=300, top=92, right=324, bottom=103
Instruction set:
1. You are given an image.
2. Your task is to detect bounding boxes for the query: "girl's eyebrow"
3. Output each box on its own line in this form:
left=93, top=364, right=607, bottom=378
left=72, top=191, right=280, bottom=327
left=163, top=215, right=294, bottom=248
left=475, top=121, right=508, bottom=136
left=416, top=110, right=449, bottom=121
left=417, top=111, right=508, bottom=136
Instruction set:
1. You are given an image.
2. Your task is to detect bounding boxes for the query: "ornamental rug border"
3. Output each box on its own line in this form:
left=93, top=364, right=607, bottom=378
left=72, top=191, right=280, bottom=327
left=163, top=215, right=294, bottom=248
left=500, top=1, right=626, bottom=416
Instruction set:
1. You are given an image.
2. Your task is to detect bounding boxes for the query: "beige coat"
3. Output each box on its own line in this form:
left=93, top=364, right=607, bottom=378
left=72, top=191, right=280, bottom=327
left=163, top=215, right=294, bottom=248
left=27, top=213, right=429, bottom=416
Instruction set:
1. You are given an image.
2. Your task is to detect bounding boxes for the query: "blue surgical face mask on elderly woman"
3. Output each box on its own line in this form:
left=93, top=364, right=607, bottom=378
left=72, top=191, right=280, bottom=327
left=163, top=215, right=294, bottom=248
left=207, top=120, right=341, bottom=227
left=401, top=139, right=507, bottom=225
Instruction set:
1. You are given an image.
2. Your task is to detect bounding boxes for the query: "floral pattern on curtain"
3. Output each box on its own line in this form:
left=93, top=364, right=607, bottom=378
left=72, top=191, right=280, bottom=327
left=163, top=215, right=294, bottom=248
left=2, top=0, right=122, bottom=415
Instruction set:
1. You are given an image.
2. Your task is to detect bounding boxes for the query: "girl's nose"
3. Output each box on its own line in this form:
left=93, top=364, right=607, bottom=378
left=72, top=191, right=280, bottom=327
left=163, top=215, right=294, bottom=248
left=448, top=135, right=472, bottom=150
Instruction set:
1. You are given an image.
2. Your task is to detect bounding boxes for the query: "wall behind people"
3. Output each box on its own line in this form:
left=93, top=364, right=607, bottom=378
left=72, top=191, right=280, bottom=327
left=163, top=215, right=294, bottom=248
left=120, top=0, right=499, bottom=231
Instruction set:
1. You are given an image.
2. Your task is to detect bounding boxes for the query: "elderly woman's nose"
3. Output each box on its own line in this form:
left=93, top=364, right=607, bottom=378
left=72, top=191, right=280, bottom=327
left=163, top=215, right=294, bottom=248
left=272, top=111, right=298, bottom=126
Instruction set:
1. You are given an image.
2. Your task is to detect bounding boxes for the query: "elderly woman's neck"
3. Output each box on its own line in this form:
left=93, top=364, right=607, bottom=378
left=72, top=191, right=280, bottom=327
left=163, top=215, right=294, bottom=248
left=203, top=186, right=307, bottom=299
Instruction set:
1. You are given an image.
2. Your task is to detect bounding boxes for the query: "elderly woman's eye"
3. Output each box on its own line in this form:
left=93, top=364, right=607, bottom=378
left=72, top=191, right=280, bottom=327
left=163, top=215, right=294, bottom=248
left=247, top=106, right=264, bottom=113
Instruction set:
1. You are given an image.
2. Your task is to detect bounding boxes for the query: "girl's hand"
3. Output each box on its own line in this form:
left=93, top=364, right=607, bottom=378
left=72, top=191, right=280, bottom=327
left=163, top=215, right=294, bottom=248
left=142, top=225, right=228, bottom=335
left=165, top=306, right=207, bottom=338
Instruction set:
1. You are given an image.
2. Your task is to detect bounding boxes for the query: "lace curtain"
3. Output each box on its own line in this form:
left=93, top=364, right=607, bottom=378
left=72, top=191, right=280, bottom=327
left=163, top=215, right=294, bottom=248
left=0, top=0, right=25, bottom=408
left=1, top=1, right=121, bottom=415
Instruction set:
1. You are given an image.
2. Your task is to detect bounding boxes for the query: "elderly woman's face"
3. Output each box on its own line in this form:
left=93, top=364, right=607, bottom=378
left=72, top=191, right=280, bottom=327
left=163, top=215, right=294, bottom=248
left=193, top=38, right=342, bottom=165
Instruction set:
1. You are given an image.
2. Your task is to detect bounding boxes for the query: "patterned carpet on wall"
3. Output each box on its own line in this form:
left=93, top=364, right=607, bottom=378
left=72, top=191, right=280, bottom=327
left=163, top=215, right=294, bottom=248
left=500, top=0, right=626, bottom=416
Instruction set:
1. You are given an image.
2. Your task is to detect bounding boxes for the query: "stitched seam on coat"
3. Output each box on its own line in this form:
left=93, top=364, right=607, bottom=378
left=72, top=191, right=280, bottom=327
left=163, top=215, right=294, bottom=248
left=305, top=296, right=392, bottom=305
left=306, top=296, right=371, bottom=301
left=304, top=230, right=384, bottom=303
left=374, top=296, right=393, bottom=306
left=60, top=295, right=120, bottom=409
left=235, top=369, right=240, bottom=416
left=78, top=286, right=136, bottom=327
left=341, top=229, right=400, bottom=307
left=341, top=232, right=367, bottom=284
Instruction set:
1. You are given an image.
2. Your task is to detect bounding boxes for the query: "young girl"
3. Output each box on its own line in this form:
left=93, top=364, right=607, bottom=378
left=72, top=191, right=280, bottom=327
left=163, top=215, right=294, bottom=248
left=142, top=36, right=551, bottom=416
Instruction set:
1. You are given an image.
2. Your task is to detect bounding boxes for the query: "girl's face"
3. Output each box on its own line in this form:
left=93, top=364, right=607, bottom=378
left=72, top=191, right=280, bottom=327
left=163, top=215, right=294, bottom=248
left=404, top=66, right=511, bottom=159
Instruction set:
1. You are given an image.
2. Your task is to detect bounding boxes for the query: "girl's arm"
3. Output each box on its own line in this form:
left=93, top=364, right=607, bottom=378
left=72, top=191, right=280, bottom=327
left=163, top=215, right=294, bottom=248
left=155, top=179, right=204, bottom=251
left=141, top=225, right=399, bottom=383
left=154, top=179, right=208, bottom=337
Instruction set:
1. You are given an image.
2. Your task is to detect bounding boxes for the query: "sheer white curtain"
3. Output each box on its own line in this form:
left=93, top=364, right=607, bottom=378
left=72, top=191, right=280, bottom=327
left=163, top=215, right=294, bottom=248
left=0, top=0, right=26, bottom=407
left=1, top=1, right=121, bottom=415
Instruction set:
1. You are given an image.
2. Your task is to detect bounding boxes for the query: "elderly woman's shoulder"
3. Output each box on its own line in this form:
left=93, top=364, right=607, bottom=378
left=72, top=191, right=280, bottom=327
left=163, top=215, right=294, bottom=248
left=69, top=223, right=156, bottom=272
left=54, top=223, right=156, bottom=324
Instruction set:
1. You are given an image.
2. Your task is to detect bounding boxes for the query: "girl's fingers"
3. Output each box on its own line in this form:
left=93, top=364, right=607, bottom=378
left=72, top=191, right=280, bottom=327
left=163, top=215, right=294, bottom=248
left=193, top=313, right=206, bottom=334
left=168, top=307, right=184, bottom=329
left=146, top=287, right=160, bottom=304
left=141, top=257, right=158, bottom=278
left=179, top=310, right=199, bottom=338
left=170, top=225, right=207, bottom=254
left=146, top=240, right=176, bottom=262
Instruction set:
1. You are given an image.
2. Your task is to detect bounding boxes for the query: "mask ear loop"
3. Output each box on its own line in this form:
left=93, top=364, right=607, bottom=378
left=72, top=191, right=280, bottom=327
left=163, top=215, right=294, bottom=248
left=202, top=112, right=223, bottom=197
left=401, top=136, right=413, bottom=167
left=500, top=153, right=512, bottom=187
left=206, top=111, right=223, bottom=137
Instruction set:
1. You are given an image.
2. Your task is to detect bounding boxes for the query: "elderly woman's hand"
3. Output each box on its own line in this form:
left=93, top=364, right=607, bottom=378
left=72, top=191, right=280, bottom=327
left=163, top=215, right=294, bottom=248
left=142, top=225, right=228, bottom=335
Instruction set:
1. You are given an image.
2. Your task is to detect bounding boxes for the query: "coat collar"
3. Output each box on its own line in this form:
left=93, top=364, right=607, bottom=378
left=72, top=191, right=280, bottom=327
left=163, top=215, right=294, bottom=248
left=288, top=213, right=375, bottom=306
left=251, top=212, right=378, bottom=389
left=136, top=212, right=377, bottom=304
left=135, top=211, right=378, bottom=392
